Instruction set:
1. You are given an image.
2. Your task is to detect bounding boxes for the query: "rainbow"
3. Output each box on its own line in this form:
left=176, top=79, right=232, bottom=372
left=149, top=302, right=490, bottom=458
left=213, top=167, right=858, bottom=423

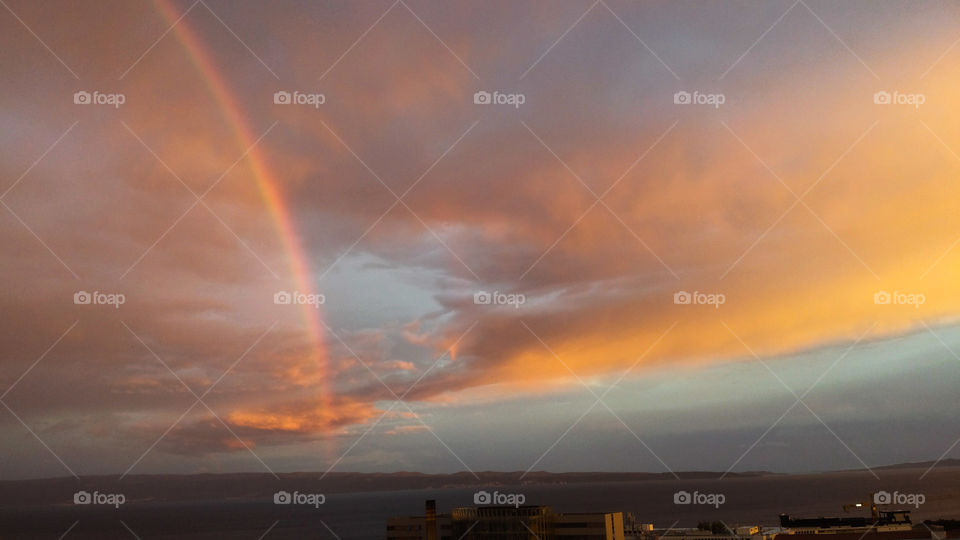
left=153, top=0, right=331, bottom=448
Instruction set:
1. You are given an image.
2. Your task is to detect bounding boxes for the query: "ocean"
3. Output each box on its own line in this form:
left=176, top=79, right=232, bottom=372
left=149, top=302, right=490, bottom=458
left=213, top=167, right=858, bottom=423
left=1, top=467, right=958, bottom=538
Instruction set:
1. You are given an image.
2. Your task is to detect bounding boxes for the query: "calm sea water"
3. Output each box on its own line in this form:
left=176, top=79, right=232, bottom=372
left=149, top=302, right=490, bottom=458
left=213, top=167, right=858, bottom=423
left=2, top=468, right=959, bottom=539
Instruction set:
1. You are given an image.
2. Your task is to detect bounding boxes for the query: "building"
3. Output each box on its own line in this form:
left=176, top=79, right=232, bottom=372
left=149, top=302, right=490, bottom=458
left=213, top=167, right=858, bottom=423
left=451, top=505, right=555, bottom=538
left=780, top=510, right=914, bottom=533
left=628, top=524, right=773, bottom=540
left=388, top=500, right=453, bottom=540
left=387, top=515, right=452, bottom=540
left=387, top=500, right=625, bottom=539
left=778, top=510, right=948, bottom=540
left=556, top=512, right=626, bottom=540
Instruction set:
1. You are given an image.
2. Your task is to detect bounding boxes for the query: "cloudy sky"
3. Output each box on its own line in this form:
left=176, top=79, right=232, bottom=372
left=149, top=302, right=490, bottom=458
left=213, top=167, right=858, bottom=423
left=2, top=0, right=960, bottom=481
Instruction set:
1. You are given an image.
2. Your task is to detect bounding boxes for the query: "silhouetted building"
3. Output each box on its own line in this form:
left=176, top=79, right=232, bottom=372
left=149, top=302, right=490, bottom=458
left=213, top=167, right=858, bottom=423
left=387, top=500, right=453, bottom=540
left=776, top=509, right=947, bottom=540
left=387, top=500, right=625, bottom=539
left=641, top=526, right=774, bottom=540
left=556, top=512, right=625, bottom=539
left=451, top=505, right=555, bottom=538
left=780, top=511, right=912, bottom=531
left=426, top=499, right=439, bottom=540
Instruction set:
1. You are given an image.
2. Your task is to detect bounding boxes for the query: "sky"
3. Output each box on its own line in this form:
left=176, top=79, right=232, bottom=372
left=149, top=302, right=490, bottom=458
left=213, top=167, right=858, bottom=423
left=1, top=0, right=960, bottom=481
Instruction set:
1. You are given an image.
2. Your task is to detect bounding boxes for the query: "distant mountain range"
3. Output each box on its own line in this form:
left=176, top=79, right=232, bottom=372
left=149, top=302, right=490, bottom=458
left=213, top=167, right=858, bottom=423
left=872, top=458, right=960, bottom=470
left=0, top=470, right=767, bottom=506
left=1, top=459, right=957, bottom=506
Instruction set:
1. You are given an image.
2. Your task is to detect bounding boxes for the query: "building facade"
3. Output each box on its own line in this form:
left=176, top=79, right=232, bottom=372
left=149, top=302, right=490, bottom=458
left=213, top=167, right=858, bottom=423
left=387, top=500, right=625, bottom=539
